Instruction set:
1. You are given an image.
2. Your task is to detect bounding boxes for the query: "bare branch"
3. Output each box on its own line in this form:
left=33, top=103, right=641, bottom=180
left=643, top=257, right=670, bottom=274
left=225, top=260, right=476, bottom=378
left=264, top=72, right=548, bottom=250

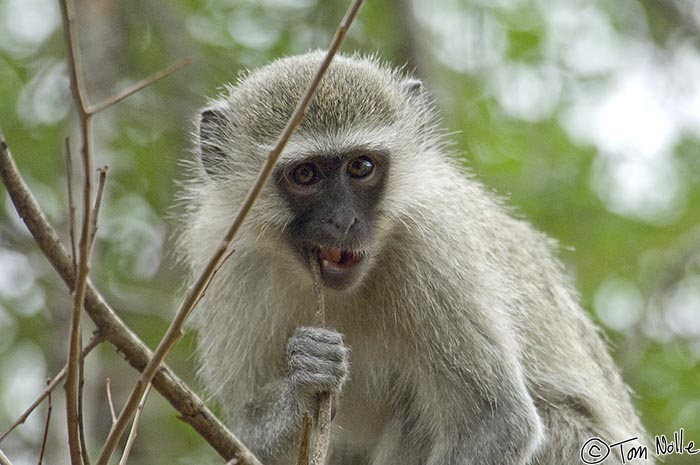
left=78, top=339, right=91, bottom=465
left=118, top=384, right=152, bottom=465
left=295, top=411, right=312, bottom=465
left=192, top=248, right=236, bottom=309
left=298, top=255, right=331, bottom=465
left=64, top=137, right=77, bottom=284
left=95, top=1, right=365, bottom=462
left=58, top=0, right=90, bottom=115
left=37, top=387, right=53, bottom=465
left=58, top=0, right=95, bottom=462
left=90, top=166, right=108, bottom=249
left=0, top=134, right=258, bottom=463
left=0, top=336, right=101, bottom=443
left=0, top=448, right=14, bottom=465
left=105, top=379, right=117, bottom=427
left=89, top=58, right=192, bottom=115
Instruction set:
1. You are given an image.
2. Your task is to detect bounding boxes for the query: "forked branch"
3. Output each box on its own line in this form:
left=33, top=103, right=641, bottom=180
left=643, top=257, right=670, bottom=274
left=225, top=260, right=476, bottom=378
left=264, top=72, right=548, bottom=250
left=0, top=135, right=255, bottom=463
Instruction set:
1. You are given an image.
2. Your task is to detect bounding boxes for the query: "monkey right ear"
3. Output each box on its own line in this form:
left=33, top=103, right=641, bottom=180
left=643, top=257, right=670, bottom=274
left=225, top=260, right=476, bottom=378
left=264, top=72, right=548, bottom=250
left=400, top=78, right=423, bottom=95
left=199, top=106, right=229, bottom=178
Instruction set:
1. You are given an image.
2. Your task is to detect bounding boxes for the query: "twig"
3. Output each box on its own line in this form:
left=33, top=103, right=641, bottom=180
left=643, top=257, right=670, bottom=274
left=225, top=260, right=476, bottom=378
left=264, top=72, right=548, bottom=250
left=0, top=448, right=14, bottom=465
left=58, top=0, right=95, bottom=462
left=89, top=58, right=192, bottom=114
left=64, top=137, right=77, bottom=284
left=192, top=248, right=236, bottom=309
left=105, top=379, right=117, bottom=427
left=309, top=257, right=326, bottom=327
left=94, top=0, right=365, bottom=462
left=37, top=387, right=53, bottom=465
left=1, top=368, right=62, bottom=444
left=298, top=255, right=332, bottom=465
left=0, top=335, right=102, bottom=443
left=56, top=3, right=190, bottom=464
left=296, top=414, right=312, bottom=465
left=0, top=135, right=259, bottom=463
left=118, top=384, right=151, bottom=465
left=90, top=166, right=108, bottom=248
left=78, top=339, right=91, bottom=465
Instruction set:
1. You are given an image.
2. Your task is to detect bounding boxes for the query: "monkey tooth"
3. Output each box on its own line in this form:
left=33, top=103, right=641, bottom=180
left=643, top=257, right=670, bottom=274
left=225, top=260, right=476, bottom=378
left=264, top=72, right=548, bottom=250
left=317, top=246, right=362, bottom=270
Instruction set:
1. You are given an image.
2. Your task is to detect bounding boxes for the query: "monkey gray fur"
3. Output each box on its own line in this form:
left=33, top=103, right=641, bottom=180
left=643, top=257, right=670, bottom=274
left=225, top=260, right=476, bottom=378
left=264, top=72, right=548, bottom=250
left=178, top=52, right=651, bottom=465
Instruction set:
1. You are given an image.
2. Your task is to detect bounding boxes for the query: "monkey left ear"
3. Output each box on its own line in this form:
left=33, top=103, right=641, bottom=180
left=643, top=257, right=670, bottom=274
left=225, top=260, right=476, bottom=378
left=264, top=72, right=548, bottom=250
left=400, top=78, right=423, bottom=94
left=199, top=105, right=229, bottom=178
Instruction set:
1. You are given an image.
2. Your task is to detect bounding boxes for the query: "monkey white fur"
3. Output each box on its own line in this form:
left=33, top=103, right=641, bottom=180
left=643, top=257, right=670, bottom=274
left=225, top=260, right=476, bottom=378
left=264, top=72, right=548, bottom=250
left=178, top=52, right=650, bottom=465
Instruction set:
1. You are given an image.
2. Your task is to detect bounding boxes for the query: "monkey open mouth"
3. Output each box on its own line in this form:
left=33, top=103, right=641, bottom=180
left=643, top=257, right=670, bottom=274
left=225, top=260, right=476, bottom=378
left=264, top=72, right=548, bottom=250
left=317, top=245, right=364, bottom=272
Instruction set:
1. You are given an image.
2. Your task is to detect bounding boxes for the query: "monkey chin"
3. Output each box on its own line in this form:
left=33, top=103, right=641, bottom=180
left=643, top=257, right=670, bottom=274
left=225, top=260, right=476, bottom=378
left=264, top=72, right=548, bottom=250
left=312, top=245, right=369, bottom=291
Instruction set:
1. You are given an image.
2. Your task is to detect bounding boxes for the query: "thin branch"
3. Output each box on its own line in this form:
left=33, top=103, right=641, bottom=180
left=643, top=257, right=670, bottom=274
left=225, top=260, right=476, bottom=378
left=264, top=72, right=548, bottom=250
left=64, top=137, right=77, bottom=284
left=0, top=335, right=102, bottom=443
left=0, top=134, right=259, bottom=463
left=118, top=384, right=152, bottom=465
left=78, top=338, right=91, bottom=465
left=90, top=166, right=108, bottom=248
left=192, top=248, right=236, bottom=309
left=58, top=0, right=95, bottom=462
left=58, top=0, right=90, bottom=114
left=0, top=448, right=14, bottom=465
left=37, top=387, right=53, bottom=465
left=299, top=255, right=331, bottom=465
left=296, top=414, right=312, bottom=465
left=105, top=379, right=117, bottom=427
left=89, top=58, right=192, bottom=115
left=95, top=0, right=365, bottom=461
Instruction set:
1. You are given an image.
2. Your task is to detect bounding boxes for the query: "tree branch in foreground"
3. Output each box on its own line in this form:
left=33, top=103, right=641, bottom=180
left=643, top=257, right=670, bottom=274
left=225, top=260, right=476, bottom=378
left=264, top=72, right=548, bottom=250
left=95, top=0, right=365, bottom=462
left=0, top=135, right=258, bottom=464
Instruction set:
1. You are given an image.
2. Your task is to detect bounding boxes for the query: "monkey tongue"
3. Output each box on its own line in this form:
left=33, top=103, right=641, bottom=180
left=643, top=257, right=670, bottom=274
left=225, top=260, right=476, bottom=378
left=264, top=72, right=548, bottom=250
left=318, top=246, right=360, bottom=270
left=318, top=246, right=342, bottom=263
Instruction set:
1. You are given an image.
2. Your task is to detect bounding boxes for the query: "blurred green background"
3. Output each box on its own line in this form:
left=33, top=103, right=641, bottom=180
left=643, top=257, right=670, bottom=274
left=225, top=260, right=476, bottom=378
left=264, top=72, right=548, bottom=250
left=0, top=0, right=699, bottom=464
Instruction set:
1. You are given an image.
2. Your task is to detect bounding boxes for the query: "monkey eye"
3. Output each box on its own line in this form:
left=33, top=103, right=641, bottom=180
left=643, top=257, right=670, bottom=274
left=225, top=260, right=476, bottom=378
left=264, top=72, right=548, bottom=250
left=290, top=163, right=320, bottom=186
left=346, top=156, right=375, bottom=179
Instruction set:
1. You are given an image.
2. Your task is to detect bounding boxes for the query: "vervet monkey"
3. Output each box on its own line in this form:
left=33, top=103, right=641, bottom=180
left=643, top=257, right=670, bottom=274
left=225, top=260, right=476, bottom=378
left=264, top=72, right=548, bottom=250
left=178, top=52, right=650, bottom=465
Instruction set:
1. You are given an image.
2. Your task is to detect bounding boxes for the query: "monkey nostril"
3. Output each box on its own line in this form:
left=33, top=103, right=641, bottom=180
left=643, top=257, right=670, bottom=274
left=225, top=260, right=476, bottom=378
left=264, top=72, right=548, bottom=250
left=324, top=210, right=359, bottom=234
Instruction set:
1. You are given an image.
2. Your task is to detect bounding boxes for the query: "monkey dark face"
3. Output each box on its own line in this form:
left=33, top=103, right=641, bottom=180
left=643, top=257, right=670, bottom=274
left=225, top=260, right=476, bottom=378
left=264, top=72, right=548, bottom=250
left=276, top=150, right=389, bottom=290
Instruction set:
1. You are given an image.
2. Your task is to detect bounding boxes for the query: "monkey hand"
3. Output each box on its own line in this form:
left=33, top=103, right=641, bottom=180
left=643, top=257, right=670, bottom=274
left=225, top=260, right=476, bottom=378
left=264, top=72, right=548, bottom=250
left=286, top=326, right=349, bottom=412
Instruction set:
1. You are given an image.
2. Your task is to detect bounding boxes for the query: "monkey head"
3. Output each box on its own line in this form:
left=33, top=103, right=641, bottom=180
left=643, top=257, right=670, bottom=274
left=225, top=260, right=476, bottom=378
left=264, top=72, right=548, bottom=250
left=194, top=52, right=440, bottom=291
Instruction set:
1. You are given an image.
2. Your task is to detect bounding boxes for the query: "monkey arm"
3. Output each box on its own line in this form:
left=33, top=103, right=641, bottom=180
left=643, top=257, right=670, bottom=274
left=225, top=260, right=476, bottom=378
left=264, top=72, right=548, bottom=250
left=230, top=380, right=303, bottom=465
left=422, top=366, right=543, bottom=465
left=416, top=313, right=544, bottom=465
left=230, top=326, right=349, bottom=465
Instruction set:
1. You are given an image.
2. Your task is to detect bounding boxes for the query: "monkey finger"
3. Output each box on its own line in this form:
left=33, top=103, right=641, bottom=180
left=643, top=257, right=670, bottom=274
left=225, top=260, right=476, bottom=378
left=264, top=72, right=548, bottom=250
left=292, top=326, right=344, bottom=345
left=289, top=354, right=348, bottom=377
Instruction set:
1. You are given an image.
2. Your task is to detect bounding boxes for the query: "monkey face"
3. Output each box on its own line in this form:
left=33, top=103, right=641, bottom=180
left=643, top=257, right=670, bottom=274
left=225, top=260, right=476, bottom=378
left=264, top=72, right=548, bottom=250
left=275, top=150, right=389, bottom=291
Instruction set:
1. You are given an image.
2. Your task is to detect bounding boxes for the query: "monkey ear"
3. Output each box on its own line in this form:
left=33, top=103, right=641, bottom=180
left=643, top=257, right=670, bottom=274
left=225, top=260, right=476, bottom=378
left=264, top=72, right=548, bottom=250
left=199, top=106, right=229, bottom=178
left=400, top=78, right=423, bottom=94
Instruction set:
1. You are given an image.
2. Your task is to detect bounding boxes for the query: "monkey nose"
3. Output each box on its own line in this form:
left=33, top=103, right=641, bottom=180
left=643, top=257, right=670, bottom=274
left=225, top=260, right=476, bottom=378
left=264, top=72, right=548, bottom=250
left=324, top=209, right=359, bottom=235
